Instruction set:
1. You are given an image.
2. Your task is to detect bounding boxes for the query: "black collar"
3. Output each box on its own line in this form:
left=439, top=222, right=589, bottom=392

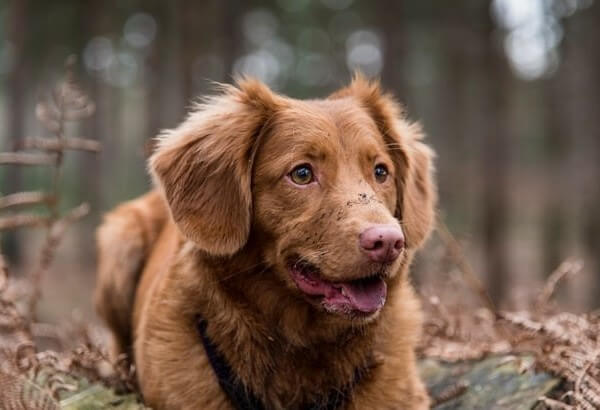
left=196, top=316, right=364, bottom=410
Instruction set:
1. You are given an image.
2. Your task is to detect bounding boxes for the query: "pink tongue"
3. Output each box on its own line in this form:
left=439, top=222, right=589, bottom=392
left=289, top=266, right=388, bottom=314
left=338, top=279, right=387, bottom=313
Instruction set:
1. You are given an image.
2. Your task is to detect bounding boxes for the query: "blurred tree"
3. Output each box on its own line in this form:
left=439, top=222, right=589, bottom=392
left=220, top=0, right=245, bottom=80
left=481, top=0, right=510, bottom=305
left=144, top=1, right=170, bottom=145
left=83, top=0, right=113, bottom=213
left=542, top=10, right=570, bottom=282
left=379, top=0, right=406, bottom=94
left=2, top=0, right=29, bottom=265
left=580, top=1, right=600, bottom=306
left=180, top=0, right=207, bottom=104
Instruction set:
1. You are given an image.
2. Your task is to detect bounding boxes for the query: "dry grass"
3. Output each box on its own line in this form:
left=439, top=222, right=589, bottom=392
left=422, top=225, right=600, bottom=410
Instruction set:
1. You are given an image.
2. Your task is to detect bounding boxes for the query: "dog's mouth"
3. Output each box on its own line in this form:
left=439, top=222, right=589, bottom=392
left=287, top=258, right=387, bottom=316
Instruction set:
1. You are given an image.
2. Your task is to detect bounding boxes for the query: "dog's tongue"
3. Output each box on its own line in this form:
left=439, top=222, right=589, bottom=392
left=289, top=266, right=388, bottom=314
left=337, top=278, right=387, bottom=313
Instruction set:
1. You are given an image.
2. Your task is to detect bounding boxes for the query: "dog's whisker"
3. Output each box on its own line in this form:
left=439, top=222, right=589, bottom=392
left=398, top=219, right=421, bottom=230
left=301, top=249, right=330, bottom=261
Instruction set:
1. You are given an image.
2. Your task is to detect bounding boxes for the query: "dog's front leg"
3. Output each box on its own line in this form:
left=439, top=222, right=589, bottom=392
left=134, top=268, right=232, bottom=410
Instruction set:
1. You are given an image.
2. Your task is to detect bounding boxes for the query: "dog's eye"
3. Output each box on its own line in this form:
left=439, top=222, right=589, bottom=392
left=374, top=164, right=388, bottom=183
left=290, top=164, right=314, bottom=185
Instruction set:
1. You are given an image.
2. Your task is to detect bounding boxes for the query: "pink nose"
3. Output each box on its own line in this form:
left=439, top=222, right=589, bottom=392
left=359, top=225, right=405, bottom=263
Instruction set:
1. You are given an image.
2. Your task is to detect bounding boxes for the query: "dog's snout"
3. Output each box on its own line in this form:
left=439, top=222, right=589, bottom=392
left=359, top=225, right=404, bottom=263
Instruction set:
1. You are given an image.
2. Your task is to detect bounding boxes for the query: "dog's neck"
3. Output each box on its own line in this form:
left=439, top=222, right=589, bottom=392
left=189, top=245, right=399, bottom=408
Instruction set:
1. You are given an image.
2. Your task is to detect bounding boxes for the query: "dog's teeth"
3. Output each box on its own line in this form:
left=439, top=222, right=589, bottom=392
left=341, top=287, right=347, bottom=296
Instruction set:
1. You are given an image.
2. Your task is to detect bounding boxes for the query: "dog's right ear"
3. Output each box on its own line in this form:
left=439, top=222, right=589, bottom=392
left=149, top=79, right=283, bottom=256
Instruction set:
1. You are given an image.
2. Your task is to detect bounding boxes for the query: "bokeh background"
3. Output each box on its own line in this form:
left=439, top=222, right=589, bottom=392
left=0, top=0, right=599, bottom=324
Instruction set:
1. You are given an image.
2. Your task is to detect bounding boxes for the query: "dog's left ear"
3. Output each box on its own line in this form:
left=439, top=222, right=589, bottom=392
left=331, top=74, right=437, bottom=249
left=149, top=78, right=283, bottom=255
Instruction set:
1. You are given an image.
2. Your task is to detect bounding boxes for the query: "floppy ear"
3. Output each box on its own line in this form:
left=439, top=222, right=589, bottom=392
left=149, top=78, right=283, bottom=255
left=331, top=73, right=437, bottom=249
left=400, top=134, right=437, bottom=249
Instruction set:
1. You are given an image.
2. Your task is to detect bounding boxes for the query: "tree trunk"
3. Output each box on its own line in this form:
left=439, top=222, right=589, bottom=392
left=481, top=2, right=510, bottom=305
left=220, top=0, right=244, bottom=78
left=379, top=0, right=406, bottom=95
left=83, top=0, right=111, bottom=213
left=580, top=2, right=600, bottom=307
left=144, top=1, right=169, bottom=152
left=2, top=0, right=29, bottom=265
left=541, top=46, right=569, bottom=279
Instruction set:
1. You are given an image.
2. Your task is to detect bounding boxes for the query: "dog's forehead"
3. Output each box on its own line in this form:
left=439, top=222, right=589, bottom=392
left=268, top=97, right=386, bottom=153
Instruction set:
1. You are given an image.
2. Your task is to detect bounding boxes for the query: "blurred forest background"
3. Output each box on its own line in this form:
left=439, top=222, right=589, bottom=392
left=0, top=0, right=599, bottom=324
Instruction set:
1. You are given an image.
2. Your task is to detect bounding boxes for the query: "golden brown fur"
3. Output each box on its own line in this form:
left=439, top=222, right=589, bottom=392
left=95, top=74, right=436, bottom=409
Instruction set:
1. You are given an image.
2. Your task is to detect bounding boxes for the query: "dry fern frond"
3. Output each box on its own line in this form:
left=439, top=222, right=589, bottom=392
left=0, top=192, right=55, bottom=210
left=0, top=152, right=56, bottom=166
left=0, top=370, right=59, bottom=410
left=535, top=260, right=584, bottom=312
left=0, top=56, right=98, bottom=318
left=20, top=136, right=100, bottom=153
left=537, top=396, right=575, bottom=409
left=421, top=250, right=600, bottom=409
left=0, top=58, right=141, bottom=406
left=0, top=214, right=52, bottom=231
left=38, top=55, right=95, bottom=132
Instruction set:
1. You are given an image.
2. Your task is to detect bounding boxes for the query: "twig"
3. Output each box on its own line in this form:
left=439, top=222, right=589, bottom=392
left=0, top=153, right=55, bottom=166
left=0, top=214, right=51, bottom=231
left=536, top=259, right=584, bottom=312
left=435, top=217, right=498, bottom=316
left=498, top=311, right=543, bottom=333
left=20, top=137, right=101, bottom=153
left=0, top=192, right=55, bottom=210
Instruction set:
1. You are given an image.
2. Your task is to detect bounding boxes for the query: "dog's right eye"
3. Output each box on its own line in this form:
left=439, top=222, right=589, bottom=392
left=290, top=164, right=314, bottom=185
left=374, top=164, right=389, bottom=183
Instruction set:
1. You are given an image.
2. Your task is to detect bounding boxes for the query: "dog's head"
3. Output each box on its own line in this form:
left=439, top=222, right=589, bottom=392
left=150, top=75, right=436, bottom=321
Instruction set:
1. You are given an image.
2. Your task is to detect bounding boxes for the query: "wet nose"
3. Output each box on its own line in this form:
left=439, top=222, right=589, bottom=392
left=359, top=225, right=405, bottom=263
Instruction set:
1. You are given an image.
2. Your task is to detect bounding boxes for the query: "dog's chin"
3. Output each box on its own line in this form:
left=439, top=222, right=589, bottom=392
left=286, top=258, right=388, bottom=321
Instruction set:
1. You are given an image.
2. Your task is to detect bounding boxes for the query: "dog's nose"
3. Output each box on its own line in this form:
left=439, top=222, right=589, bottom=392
left=359, top=225, right=404, bottom=263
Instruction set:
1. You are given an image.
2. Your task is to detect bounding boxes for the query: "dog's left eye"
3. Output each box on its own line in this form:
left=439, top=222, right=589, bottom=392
left=290, top=164, right=314, bottom=185
left=374, top=164, right=388, bottom=183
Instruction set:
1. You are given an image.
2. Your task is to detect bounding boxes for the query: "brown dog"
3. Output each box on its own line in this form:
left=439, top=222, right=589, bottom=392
left=95, top=74, right=436, bottom=409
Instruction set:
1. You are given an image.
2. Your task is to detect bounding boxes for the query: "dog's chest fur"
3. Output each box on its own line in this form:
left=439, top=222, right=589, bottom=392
left=134, top=241, right=428, bottom=409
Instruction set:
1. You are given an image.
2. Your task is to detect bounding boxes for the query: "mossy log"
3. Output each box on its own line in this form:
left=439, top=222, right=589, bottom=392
left=46, top=355, right=561, bottom=409
left=420, top=355, right=560, bottom=409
